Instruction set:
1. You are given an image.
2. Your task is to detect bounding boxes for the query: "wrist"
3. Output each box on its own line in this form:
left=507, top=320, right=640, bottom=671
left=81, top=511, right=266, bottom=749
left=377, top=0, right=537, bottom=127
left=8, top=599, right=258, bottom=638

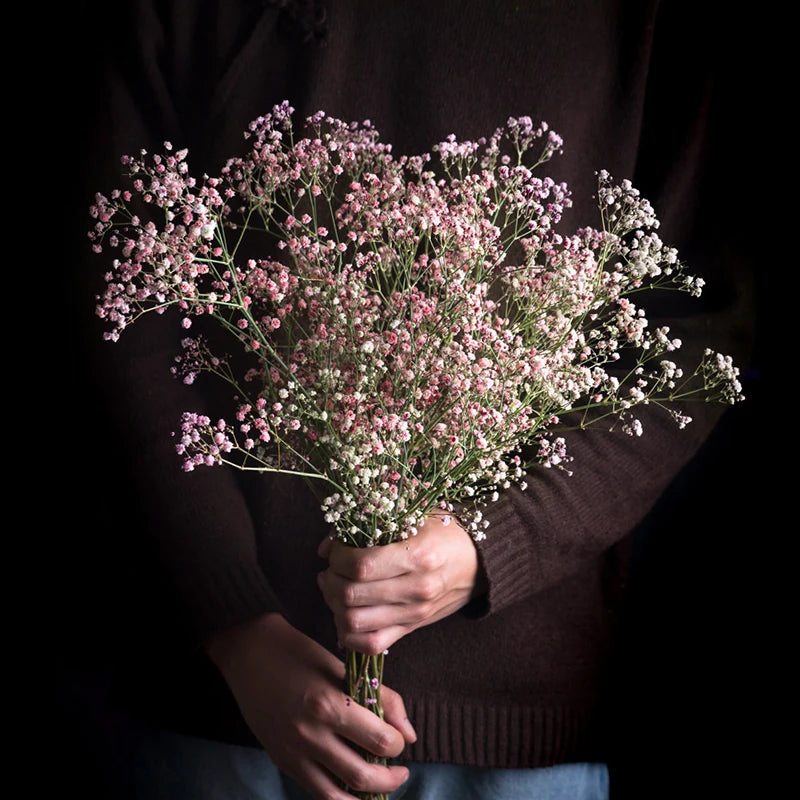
left=204, top=611, right=288, bottom=675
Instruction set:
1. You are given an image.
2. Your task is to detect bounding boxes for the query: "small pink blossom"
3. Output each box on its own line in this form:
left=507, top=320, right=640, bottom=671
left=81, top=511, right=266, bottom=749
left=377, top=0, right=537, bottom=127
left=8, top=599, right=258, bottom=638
left=92, top=103, right=742, bottom=555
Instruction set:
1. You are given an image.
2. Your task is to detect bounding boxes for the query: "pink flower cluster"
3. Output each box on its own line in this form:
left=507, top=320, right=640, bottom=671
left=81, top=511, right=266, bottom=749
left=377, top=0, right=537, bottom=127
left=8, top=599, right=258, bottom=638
left=90, top=103, right=743, bottom=546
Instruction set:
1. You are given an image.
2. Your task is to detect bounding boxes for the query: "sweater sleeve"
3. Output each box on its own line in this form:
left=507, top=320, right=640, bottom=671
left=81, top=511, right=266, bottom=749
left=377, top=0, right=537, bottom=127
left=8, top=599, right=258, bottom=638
left=471, top=1, right=757, bottom=616
left=79, top=1, right=288, bottom=640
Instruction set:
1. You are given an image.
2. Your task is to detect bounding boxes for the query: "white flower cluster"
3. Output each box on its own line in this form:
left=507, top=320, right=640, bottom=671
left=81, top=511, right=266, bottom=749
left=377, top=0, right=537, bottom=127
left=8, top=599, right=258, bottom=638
left=93, top=104, right=744, bottom=547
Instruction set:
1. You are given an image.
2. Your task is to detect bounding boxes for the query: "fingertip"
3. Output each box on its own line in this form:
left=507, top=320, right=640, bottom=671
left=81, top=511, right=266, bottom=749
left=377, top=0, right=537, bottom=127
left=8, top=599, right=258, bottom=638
left=382, top=690, right=416, bottom=743
left=317, top=536, right=332, bottom=558
left=386, top=764, right=410, bottom=784
left=402, top=717, right=417, bottom=743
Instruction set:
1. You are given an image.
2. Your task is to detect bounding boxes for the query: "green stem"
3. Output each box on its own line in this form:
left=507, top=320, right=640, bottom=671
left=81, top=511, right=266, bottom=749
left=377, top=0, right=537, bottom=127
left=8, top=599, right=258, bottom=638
left=344, top=649, right=388, bottom=800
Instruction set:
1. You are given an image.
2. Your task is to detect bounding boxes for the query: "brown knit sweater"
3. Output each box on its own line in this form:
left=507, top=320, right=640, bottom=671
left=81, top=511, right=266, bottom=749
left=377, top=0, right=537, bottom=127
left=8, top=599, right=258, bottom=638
left=74, top=0, right=755, bottom=770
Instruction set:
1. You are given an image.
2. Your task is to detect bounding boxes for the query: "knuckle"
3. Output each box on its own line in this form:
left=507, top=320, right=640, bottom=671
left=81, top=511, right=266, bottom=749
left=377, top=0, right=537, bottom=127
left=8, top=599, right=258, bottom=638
left=301, top=690, right=337, bottom=724
left=342, top=764, right=372, bottom=792
left=417, top=574, right=443, bottom=602
left=412, top=545, right=443, bottom=573
left=342, top=608, right=364, bottom=632
left=353, top=553, right=375, bottom=581
left=372, top=727, right=402, bottom=757
left=343, top=582, right=361, bottom=607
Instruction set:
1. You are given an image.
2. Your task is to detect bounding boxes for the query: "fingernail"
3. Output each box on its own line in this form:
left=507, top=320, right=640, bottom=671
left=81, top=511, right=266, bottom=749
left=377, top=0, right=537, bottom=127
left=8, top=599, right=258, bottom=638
left=404, top=717, right=417, bottom=742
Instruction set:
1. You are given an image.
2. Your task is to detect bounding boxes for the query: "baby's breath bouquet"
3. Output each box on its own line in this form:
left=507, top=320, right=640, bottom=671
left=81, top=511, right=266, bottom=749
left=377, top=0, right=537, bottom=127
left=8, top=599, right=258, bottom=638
left=90, top=101, right=742, bottom=799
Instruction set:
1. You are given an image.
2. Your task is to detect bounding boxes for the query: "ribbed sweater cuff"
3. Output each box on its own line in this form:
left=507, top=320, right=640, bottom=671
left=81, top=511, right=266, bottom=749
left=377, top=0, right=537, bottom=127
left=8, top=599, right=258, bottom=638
left=402, top=693, right=597, bottom=768
left=180, top=560, right=285, bottom=639
left=470, top=492, right=539, bottom=616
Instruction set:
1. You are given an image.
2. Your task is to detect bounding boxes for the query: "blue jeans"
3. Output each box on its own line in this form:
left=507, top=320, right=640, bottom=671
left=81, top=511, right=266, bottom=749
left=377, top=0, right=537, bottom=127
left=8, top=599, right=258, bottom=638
left=134, top=730, right=609, bottom=800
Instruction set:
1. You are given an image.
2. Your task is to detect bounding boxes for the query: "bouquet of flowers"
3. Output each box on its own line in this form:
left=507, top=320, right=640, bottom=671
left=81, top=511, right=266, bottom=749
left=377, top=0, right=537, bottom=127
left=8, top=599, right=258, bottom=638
left=90, top=101, right=742, bottom=799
